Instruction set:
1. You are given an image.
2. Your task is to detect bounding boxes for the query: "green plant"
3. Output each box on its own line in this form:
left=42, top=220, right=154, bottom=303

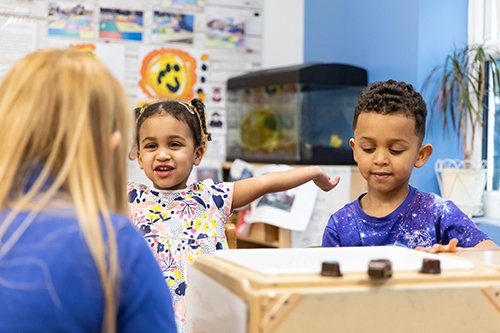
left=423, top=44, right=500, bottom=162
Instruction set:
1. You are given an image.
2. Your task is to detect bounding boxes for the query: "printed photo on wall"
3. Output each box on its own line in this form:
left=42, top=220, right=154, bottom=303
left=205, top=16, right=245, bottom=48
left=152, top=11, right=194, bottom=44
left=99, top=8, right=143, bottom=41
left=161, top=0, right=205, bottom=12
left=48, top=2, right=94, bottom=38
left=137, top=46, right=209, bottom=101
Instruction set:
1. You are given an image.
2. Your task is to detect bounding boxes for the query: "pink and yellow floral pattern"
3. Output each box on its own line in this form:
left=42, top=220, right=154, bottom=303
left=127, top=179, right=234, bottom=332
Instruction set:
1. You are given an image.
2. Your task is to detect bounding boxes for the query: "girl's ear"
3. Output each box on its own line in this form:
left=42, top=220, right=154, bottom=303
left=415, top=143, right=433, bottom=168
left=136, top=150, right=144, bottom=170
left=193, top=146, right=204, bottom=166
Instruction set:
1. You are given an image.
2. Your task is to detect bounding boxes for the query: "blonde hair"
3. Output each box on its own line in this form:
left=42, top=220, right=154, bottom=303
left=0, top=49, right=131, bottom=332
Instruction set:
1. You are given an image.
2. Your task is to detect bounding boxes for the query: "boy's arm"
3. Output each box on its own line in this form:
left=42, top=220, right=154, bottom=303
left=415, top=238, right=500, bottom=253
left=415, top=197, right=500, bottom=253
left=231, top=166, right=340, bottom=210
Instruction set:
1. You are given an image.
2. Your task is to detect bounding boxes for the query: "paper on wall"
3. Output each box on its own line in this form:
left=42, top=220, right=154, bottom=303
left=0, top=17, right=37, bottom=60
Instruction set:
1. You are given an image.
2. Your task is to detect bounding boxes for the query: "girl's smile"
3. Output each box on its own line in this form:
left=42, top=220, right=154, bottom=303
left=136, top=113, right=203, bottom=190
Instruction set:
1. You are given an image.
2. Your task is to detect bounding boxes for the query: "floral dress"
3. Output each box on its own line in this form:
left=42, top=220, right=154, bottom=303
left=127, top=179, right=234, bottom=333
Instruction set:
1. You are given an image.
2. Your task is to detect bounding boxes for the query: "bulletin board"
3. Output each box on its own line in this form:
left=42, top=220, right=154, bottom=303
left=0, top=0, right=263, bottom=168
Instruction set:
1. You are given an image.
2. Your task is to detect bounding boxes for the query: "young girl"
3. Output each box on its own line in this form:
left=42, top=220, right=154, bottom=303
left=0, top=49, right=177, bottom=332
left=128, top=98, right=340, bottom=331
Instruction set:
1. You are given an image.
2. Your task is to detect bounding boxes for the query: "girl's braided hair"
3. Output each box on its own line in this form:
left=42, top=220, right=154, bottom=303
left=131, top=98, right=211, bottom=158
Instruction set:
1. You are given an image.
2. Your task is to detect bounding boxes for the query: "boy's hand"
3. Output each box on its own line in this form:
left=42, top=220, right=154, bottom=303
left=415, top=238, right=458, bottom=253
left=313, top=167, right=340, bottom=192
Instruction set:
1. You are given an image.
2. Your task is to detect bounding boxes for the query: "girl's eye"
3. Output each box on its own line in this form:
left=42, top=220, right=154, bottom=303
left=361, top=148, right=374, bottom=153
left=144, top=143, right=157, bottom=149
left=390, top=149, right=403, bottom=154
left=170, top=142, right=182, bottom=148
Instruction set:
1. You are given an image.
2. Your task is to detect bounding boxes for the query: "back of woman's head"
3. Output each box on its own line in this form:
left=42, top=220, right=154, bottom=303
left=0, top=48, right=131, bottom=332
left=0, top=48, right=130, bottom=213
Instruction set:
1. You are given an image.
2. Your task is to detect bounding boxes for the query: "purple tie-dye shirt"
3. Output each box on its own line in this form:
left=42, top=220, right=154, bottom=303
left=322, top=185, right=489, bottom=248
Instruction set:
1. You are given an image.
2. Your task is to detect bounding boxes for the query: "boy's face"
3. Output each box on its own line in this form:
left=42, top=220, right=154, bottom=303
left=350, top=112, right=432, bottom=196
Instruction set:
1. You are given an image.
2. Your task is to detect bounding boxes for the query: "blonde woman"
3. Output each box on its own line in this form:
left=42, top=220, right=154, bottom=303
left=0, top=49, right=177, bottom=332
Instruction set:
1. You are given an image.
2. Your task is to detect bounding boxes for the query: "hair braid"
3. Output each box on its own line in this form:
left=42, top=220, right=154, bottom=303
left=190, top=98, right=212, bottom=141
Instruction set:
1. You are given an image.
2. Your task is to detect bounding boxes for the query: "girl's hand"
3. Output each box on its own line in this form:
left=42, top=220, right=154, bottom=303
left=313, top=166, right=340, bottom=192
left=415, top=238, right=458, bottom=253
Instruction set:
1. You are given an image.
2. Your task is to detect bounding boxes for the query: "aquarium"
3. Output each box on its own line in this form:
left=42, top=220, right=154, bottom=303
left=226, top=63, right=367, bottom=164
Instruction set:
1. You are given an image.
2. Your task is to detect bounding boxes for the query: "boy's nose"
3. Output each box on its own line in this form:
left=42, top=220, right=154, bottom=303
left=373, top=150, right=389, bottom=165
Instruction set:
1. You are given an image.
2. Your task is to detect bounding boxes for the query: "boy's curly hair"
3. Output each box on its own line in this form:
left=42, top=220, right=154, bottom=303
left=353, top=79, right=427, bottom=143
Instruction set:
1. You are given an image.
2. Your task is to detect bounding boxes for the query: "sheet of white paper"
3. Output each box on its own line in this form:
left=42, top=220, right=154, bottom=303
left=245, top=164, right=319, bottom=231
left=292, top=166, right=351, bottom=247
left=0, top=17, right=37, bottom=60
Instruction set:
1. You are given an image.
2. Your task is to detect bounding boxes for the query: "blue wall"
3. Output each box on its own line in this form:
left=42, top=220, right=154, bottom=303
left=304, top=0, right=467, bottom=194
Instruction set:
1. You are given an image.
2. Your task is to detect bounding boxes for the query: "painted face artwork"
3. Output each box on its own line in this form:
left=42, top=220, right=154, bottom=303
left=139, top=48, right=197, bottom=100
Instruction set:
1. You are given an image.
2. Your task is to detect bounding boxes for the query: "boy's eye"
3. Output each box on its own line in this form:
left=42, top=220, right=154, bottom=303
left=361, top=148, right=374, bottom=153
left=390, top=149, right=403, bottom=154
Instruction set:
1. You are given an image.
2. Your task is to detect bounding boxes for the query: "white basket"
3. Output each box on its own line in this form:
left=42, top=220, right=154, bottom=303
left=435, top=159, right=487, bottom=217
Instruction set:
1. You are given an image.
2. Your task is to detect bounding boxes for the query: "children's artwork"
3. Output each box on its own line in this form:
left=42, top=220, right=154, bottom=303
left=152, top=11, right=194, bottom=44
left=211, top=85, right=224, bottom=104
left=161, top=0, right=205, bottom=12
left=47, top=40, right=126, bottom=83
left=205, top=16, right=245, bottom=48
left=138, top=46, right=209, bottom=101
left=99, top=8, right=143, bottom=41
left=208, top=109, right=225, bottom=133
left=48, top=2, right=94, bottom=38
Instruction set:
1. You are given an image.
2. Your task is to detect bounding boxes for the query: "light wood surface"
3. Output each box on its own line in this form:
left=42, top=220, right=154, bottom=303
left=189, top=249, right=500, bottom=333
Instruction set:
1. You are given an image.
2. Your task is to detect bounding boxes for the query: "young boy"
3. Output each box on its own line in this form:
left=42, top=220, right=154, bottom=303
left=322, top=79, right=498, bottom=253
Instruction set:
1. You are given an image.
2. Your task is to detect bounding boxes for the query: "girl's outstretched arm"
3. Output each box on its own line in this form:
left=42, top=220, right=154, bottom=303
left=231, top=166, right=340, bottom=210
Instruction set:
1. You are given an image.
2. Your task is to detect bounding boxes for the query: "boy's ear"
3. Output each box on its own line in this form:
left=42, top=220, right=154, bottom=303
left=136, top=150, right=144, bottom=170
left=414, top=143, right=433, bottom=168
left=349, top=138, right=358, bottom=162
left=193, top=146, right=205, bottom=166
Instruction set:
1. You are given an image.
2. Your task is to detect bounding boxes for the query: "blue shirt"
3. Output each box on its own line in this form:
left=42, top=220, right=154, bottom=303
left=322, top=185, right=490, bottom=248
left=0, top=208, right=177, bottom=332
